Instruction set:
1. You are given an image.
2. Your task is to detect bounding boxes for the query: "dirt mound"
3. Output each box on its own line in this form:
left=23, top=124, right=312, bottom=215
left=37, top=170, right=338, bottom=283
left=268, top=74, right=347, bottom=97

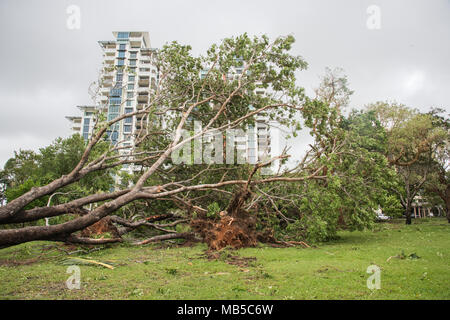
left=191, top=213, right=257, bottom=251
left=191, top=189, right=260, bottom=250
left=191, top=187, right=297, bottom=250
left=80, top=216, right=120, bottom=238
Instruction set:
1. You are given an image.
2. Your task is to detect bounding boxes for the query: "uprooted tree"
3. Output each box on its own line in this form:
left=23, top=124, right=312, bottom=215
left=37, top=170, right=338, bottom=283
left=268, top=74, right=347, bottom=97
left=0, top=34, right=395, bottom=249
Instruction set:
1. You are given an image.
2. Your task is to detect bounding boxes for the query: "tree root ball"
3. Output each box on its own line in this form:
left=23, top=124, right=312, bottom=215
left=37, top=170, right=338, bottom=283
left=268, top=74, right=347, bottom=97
left=191, top=211, right=258, bottom=251
left=80, top=216, right=120, bottom=238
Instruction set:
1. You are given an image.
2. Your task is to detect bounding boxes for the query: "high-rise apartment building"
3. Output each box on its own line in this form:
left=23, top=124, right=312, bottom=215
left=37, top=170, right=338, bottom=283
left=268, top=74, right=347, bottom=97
left=67, top=31, right=274, bottom=173
left=67, top=31, right=158, bottom=145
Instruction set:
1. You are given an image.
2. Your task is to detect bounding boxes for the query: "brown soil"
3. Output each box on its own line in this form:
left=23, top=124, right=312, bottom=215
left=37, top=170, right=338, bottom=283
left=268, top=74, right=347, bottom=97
left=190, top=189, right=260, bottom=250
left=191, top=188, right=289, bottom=250
left=80, top=216, right=120, bottom=238
left=191, top=213, right=258, bottom=251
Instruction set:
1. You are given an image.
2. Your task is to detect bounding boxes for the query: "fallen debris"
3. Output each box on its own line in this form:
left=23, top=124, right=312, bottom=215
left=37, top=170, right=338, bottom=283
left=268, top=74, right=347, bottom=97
left=61, top=257, right=115, bottom=269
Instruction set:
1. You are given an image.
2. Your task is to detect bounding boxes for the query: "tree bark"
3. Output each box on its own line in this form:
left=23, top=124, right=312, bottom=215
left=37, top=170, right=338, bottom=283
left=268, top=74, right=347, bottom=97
left=446, top=186, right=450, bottom=223
left=134, top=232, right=194, bottom=245
left=0, top=191, right=137, bottom=247
left=405, top=202, right=412, bottom=225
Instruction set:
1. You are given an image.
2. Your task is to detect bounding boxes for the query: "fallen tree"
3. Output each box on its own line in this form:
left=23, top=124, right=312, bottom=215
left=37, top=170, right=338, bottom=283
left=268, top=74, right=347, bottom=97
left=0, top=35, right=399, bottom=249
left=0, top=34, right=332, bottom=248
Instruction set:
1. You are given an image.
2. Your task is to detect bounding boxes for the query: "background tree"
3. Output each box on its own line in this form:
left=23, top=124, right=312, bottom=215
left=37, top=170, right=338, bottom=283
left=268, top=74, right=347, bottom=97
left=367, top=102, right=447, bottom=224
left=235, top=71, right=400, bottom=243
left=423, top=108, right=450, bottom=222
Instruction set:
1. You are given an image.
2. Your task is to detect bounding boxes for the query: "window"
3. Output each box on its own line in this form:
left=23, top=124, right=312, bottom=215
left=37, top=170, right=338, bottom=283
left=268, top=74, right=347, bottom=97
left=109, top=105, right=119, bottom=113
left=118, top=51, right=125, bottom=58
left=130, top=52, right=137, bottom=59
left=84, top=112, right=93, bottom=117
left=107, top=114, right=118, bottom=121
left=119, top=43, right=126, bottom=50
left=127, top=92, right=134, bottom=99
left=117, top=32, right=129, bottom=40
left=125, top=108, right=133, bottom=114
left=111, top=131, right=119, bottom=142
left=124, top=125, right=132, bottom=133
left=82, top=118, right=90, bottom=141
left=110, top=88, right=122, bottom=97
left=125, top=117, right=133, bottom=124
left=111, top=123, right=119, bottom=131
left=126, top=100, right=132, bottom=106
left=128, top=83, right=134, bottom=90
left=110, top=97, right=121, bottom=105
left=117, top=59, right=125, bottom=66
left=116, top=73, right=123, bottom=82
left=128, top=75, right=135, bottom=82
left=129, top=60, right=136, bottom=66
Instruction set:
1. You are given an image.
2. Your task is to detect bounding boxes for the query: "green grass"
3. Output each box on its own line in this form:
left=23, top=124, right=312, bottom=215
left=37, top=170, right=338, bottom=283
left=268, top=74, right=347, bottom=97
left=0, top=218, right=449, bottom=300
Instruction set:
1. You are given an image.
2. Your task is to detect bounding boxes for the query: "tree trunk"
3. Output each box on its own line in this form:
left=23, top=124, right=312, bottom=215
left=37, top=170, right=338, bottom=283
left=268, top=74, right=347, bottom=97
left=405, top=203, right=412, bottom=225
left=446, top=186, right=450, bottom=223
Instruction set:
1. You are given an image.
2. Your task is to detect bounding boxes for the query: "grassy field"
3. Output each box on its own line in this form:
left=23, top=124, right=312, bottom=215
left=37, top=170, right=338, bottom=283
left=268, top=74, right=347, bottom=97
left=0, top=218, right=449, bottom=300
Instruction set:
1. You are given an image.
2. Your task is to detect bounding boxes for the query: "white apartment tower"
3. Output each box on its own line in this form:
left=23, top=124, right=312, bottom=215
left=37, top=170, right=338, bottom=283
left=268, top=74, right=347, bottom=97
left=67, top=31, right=158, bottom=146
left=67, top=31, right=274, bottom=172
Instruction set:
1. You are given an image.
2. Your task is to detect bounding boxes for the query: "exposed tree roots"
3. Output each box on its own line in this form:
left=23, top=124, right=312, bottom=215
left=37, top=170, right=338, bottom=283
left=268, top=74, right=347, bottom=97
left=191, top=189, right=259, bottom=250
left=80, top=216, right=120, bottom=238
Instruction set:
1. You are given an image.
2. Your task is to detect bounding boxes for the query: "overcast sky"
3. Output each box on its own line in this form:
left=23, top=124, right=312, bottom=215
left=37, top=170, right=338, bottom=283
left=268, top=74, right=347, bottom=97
left=0, top=0, right=449, bottom=168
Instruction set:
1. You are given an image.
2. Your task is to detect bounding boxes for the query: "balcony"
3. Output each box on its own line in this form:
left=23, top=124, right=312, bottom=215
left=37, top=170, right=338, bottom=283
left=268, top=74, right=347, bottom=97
left=138, top=68, right=151, bottom=76
left=101, top=87, right=110, bottom=95
left=105, top=46, right=116, bottom=54
left=103, top=57, right=114, bottom=65
left=137, top=86, right=149, bottom=93
left=137, top=94, right=148, bottom=103
left=138, top=76, right=150, bottom=87
left=102, top=79, right=114, bottom=87
left=102, top=71, right=114, bottom=80
left=129, top=38, right=142, bottom=48
left=135, top=117, right=148, bottom=125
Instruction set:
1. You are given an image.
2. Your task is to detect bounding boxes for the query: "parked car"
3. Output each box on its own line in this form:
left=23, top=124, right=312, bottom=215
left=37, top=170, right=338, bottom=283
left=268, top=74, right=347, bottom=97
left=376, top=212, right=391, bottom=221
left=375, top=208, right=391, bottom=221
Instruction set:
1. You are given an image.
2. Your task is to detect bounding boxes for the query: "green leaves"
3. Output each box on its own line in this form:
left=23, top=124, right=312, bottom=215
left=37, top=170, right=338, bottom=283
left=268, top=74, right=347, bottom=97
left=1, top=134, right=116, bottom=214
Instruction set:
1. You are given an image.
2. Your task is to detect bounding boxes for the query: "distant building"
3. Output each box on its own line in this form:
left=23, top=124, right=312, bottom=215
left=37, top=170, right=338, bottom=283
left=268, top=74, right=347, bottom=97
left=66, top=105, right=96, bottom=140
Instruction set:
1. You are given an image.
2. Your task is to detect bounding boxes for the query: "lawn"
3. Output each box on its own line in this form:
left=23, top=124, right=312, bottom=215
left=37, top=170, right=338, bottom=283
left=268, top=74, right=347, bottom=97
left=0, top=218, right=449, bottom=300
